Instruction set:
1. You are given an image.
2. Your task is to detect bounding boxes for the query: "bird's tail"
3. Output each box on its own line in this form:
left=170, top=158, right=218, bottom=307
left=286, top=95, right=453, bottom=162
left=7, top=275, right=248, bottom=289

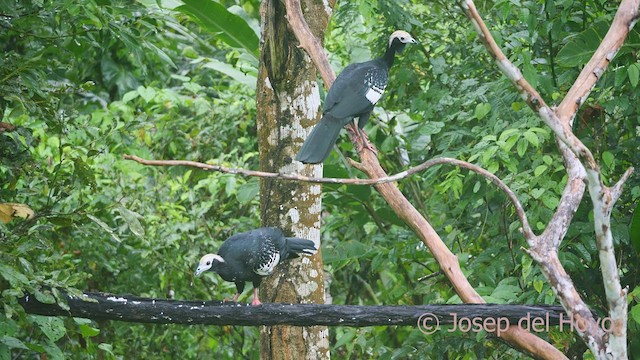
left=284, top=237, right=318, bottom=259
left=295, top=115, right=343, bottom=164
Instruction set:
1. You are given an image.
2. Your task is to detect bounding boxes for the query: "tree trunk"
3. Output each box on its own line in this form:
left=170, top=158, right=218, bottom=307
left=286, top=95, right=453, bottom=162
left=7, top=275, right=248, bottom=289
left=256, top=0, right=333, bottom=359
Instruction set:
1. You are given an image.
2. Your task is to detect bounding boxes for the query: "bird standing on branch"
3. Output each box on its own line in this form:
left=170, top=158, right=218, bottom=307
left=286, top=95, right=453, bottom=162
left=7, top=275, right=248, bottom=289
left=295, top=30, right=417, bottom=164
left=194, top=227, right=317, bottom=306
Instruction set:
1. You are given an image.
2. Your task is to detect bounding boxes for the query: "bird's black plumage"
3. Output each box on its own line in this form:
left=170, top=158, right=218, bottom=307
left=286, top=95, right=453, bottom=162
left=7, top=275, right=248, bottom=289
left=295, top=30, right=417, bottom=164
left=195, top=227, right=317, bottom=305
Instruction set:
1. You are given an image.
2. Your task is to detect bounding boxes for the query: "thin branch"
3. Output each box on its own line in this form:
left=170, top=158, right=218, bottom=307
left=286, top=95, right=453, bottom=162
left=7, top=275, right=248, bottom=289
left=123, top=154, right=533, bottom=237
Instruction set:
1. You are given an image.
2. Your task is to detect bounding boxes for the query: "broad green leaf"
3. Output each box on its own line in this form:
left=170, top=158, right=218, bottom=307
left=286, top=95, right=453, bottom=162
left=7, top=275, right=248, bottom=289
left=516, top=138, right=528, bottom=157
left=531, top=188, right=545, bottom=200
left=557, top=22, right=609, bottom=67
left=631, top=304, right=640, bottom=324
left=0, top=336, right=29, bottom=350
left=236, top=180, right=260, bottom=204
left=177, top=0, right=259, bottom=59
left=117, top=206, right=145, bottom=238
left=534, top=165, right=547, bottom=177
left=474, top=103, right=491, bottom=120
left=0, top=264, right=29, bottom=287
left=87, top=214, right=121, bottom=243
left=79, top=324, right=100, bottom=338
left=30, top=316, right=65, bottom=342
left=630, top=204, right=640, bottom=253
left=533, top=280, right=544, bottom=293
left=203, top=59, right=257, bottom=89
left=628, top=63, right=640, bottom=88
left=523, top=131, right=539, bottom=147
left=602, top=151, right=615, bottom=169
left=34, top=289, right=56, bottom=304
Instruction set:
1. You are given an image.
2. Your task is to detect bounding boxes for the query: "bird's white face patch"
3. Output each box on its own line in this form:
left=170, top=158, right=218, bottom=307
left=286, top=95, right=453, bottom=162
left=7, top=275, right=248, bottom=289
left=195, top=254, right=224, bottom=276
left=255, top=252, right=280, bottom=276
left=389, top=30, right=417, bottom=46
left=365, top=86, right=385, bottom=104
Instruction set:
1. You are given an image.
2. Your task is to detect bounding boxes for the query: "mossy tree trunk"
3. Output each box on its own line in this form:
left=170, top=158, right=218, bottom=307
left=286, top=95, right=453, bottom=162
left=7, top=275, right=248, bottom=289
left=256, top=0, right=333, bottom=358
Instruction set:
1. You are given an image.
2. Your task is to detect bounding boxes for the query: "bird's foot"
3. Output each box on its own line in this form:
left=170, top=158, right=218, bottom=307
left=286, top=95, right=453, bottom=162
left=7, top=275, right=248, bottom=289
left=355, top=133, right=378, bottom=155
left=250, top=288, right=262, bottom=306
left=250, top=297, right=262, bottom=306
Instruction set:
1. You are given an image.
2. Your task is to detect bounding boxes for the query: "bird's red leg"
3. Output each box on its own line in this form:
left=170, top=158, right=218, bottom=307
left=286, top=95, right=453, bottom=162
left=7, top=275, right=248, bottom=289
left=347, top=120, right=377, bottom=155
left=357, top=128, right=378, bottom=154
left=250, top=288, right=262, bottom=306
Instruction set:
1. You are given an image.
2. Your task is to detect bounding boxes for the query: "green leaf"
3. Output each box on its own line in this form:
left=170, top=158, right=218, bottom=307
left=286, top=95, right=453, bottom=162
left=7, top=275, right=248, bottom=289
left=137, top=86, right=157, bottom=102
left=602, top=151, right=615, bottom=169
left=516, top=138, right=528, bottom=157
left=533, top=280, right=544, bottom=293
left=34, top=288, right=56, bottom=304
left=631, top=304, right=640, bottom=324
left=203, top=59, right=257, bottom=90
left=0, top=336, right=29, bottom=350
left=177, top=0, right=259, bottom=59
left=630, top=204, right=640, bottom=253
left=628, top=63, right=640, bottom=88
left=557, top=22, right=609, bottom=67
left=87, top=214, right=121, bottom=243
left=117, top=206, right=145, bottom=238
left=523, top=130, right=539, bottom=147
left=474, top=103, right=491, bottom=120
left=0, top=264, right=29, bottom=287
left=236, top=180, right=260, bottom=204
left=98, top=343, right=114, bottom=355
left=534, top=165, right=547, bottom=177
left=79, top=324, right=100, bottom=338
left=31, top=316, right=66, bottom=342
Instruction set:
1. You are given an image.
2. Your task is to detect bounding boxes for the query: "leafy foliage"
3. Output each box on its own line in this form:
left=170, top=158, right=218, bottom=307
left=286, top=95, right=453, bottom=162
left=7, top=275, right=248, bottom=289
left=1, top=0, right=638, bottom=359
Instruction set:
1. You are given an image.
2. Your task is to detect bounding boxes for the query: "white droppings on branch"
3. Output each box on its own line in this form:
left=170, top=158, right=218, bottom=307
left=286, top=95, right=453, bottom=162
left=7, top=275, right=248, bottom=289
left=606, top=49, right=619, bottom=62
left=107, top=296, right=128, bottom=303
left=264, top=77, right=273, bottom=90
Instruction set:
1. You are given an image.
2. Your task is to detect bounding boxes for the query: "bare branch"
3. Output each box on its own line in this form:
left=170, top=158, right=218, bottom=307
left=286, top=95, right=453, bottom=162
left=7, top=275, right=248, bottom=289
left=458, top=0, right=599, bottom=173
left=460, top=0, right=639, bottom=357
left=611, top=167, right=635, bottom=204
left=124, top=154, right=534, bottom=236
left=556, top=1, right=640, bottom=124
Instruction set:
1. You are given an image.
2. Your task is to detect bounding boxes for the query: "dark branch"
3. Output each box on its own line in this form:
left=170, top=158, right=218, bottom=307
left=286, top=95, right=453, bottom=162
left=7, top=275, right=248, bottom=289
left=20, top=291, right=571, bottom=327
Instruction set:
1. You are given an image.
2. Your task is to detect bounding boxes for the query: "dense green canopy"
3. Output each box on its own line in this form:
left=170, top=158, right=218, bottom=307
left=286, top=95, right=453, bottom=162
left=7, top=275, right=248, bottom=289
left=1, top=0, right=639, bottom=358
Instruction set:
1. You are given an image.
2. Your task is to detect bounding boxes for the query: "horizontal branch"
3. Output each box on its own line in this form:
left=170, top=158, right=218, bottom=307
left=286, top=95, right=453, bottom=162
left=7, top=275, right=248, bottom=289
left=20, top=291, right=571, bottom=327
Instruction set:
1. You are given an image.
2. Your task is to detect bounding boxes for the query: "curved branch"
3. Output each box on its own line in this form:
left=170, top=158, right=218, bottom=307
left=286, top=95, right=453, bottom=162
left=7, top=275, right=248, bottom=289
left=124, top=154, right=532, bottom=236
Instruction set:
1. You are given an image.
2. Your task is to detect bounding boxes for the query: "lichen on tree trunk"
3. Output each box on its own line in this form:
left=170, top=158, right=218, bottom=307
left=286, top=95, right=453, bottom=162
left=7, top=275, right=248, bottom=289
left=256, top=0, right=332, bottom=359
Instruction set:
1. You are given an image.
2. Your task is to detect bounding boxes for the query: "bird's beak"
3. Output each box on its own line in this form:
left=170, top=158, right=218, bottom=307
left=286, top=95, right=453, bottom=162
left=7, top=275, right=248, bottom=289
left=194, top=267, right=203, bottom=277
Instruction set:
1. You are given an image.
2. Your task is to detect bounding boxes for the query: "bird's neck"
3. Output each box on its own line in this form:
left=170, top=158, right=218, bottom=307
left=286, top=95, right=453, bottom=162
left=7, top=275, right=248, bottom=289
left=381, top=42, right=405, bottom=69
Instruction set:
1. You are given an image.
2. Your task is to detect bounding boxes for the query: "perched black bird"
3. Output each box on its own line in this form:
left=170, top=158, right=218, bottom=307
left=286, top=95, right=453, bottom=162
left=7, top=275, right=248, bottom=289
left=194, top=227, right=317, bottom=306
left=295, top=30, right=417, bottom=164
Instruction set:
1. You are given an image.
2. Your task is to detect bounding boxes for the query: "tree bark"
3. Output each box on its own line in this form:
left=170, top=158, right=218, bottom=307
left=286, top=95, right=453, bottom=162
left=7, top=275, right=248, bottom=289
left=256, top=0, right=333, bottom=359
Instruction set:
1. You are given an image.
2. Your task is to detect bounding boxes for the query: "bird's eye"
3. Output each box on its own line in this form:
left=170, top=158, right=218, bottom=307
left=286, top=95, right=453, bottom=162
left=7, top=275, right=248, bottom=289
left=400, top=37, right=405, bottom=41
left=206, top=261, right=211, bottom=265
